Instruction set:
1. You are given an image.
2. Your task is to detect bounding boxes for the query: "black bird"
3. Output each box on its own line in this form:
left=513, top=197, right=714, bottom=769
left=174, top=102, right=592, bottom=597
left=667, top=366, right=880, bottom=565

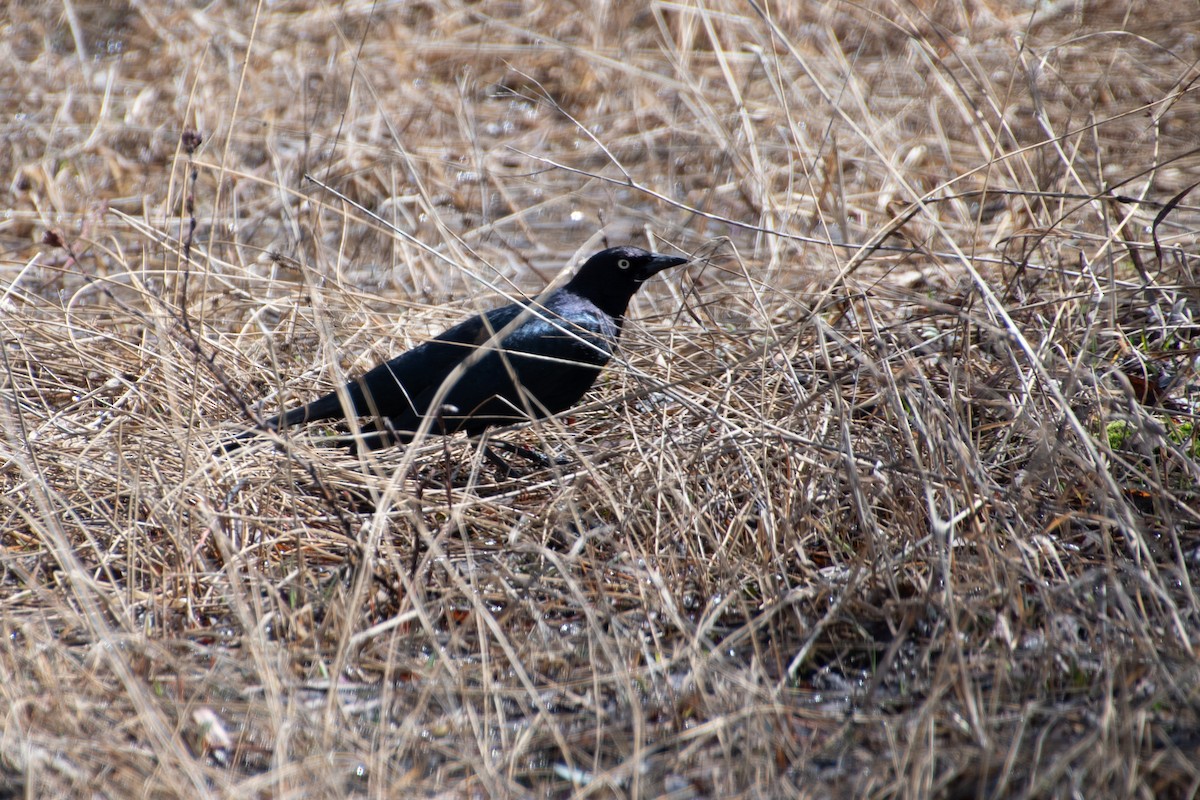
left=221, top=246, right=688, bottom=458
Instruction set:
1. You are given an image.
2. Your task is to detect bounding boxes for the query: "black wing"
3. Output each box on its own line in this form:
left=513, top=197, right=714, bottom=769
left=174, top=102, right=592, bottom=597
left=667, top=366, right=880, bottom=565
left=258, top=302, right=527, bottom=432
left=395, top=301, right=620, bottom=437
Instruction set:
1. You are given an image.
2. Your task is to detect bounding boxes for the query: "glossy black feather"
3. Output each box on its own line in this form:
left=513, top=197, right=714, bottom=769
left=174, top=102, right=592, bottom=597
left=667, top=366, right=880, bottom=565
left=222, top=246, right=687, bottom=452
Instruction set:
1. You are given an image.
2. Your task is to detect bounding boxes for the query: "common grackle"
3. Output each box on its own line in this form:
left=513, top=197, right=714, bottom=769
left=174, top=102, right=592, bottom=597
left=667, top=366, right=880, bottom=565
left=220, top=245, right=688, bottom=457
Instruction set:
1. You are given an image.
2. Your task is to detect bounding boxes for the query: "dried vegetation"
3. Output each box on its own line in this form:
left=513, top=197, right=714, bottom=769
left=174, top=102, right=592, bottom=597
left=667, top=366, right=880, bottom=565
left=2, top=0, right=1200, bottom=797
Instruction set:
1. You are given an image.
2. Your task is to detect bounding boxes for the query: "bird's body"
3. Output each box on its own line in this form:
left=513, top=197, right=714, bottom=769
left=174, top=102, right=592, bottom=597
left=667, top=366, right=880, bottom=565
left=223, top=246, right=687, bottom=452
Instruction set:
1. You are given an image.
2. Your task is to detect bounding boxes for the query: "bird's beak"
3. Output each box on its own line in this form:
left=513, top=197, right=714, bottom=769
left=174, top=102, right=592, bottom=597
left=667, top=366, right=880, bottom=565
left=639, top=252, right=689, bottom=280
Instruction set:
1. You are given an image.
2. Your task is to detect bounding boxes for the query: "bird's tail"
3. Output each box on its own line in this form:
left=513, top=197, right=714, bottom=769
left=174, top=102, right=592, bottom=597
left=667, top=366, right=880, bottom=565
left=274, top=390, right=348, bottom=428
left=216, top=388, right=350, bottom=454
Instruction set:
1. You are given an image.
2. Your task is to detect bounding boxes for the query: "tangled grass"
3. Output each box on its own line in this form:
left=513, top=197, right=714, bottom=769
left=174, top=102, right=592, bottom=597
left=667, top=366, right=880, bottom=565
left=2, top=1, right=1200, bottom=797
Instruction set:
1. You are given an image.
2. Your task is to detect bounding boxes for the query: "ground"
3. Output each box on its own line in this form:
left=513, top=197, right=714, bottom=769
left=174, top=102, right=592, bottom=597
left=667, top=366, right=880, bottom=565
left=2, top=1, right=1200, bottom=797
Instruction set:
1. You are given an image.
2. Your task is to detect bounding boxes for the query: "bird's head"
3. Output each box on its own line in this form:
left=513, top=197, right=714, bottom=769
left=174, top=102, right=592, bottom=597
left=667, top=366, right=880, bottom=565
left=564, top=246, right=689, bottom=317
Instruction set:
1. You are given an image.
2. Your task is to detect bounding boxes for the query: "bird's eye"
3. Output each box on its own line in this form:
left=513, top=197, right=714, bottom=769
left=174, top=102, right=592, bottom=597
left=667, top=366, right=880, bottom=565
left=617, top=259, right=631, bottom=270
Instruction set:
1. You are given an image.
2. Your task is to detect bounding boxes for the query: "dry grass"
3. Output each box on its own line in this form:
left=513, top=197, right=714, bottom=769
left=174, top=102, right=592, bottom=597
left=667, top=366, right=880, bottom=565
left=3, top=0, right=1200, bottom=797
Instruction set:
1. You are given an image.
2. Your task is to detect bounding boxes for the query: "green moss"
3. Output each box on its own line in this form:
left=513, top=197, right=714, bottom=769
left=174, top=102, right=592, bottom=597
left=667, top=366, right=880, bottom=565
left=1105, top=420, right=1135, bottom=450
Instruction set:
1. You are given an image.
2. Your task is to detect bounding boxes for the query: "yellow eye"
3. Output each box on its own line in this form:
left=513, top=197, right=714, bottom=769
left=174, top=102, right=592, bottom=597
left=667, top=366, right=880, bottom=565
left=617, top=258, right=631, bottom=270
